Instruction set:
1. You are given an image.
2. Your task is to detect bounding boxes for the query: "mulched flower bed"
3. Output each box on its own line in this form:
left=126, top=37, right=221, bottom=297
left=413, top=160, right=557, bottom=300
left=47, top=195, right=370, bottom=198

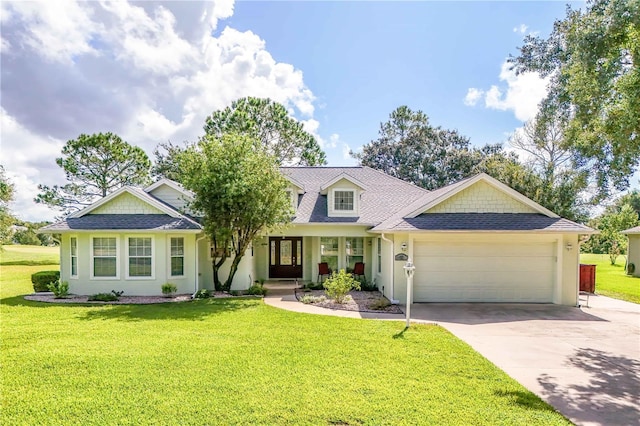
left=24, top=292, right=251, bottom=305
left=295, top=289, right=403, bottom=314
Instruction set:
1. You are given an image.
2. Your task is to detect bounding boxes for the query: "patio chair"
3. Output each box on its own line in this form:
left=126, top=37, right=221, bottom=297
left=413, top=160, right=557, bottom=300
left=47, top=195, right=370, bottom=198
left=352, top=262, right=365, bottom=282
left=317, top=262, right=332, bottom=283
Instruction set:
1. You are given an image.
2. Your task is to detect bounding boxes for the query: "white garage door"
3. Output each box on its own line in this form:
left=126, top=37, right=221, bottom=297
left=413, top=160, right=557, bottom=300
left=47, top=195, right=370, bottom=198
left=413, top=240, right=556, bottom=303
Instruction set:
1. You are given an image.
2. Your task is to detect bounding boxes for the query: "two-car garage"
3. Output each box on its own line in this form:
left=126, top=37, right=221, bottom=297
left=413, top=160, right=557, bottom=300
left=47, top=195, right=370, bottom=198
left=412, top=236, right=557, bottom=303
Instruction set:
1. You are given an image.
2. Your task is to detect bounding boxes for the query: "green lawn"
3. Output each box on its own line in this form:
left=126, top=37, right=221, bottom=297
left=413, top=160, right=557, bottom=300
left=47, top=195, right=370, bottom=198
left=1, top=244, right=60, bottom=265
left=580, top=253, right=640, bottom=304
left=1, top=247, right=569, bottom=425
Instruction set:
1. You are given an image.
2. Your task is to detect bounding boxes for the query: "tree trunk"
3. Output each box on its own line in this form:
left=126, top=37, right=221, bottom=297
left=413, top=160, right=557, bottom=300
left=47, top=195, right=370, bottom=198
left=212, top=256, right=226, bottom=291
left=223, top=253, right=244, bottom=291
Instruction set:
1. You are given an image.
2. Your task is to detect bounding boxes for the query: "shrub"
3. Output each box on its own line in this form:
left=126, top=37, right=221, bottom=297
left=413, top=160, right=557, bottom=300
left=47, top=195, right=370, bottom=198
left=88, top=292, right=119, bottom=302
left=300, top=295, right=326, bottom=304
left=323, top=269, right=360, bottom=304
left=369, top=298, right=391, bottom=311
left=247, top=284, right=267, bottom=296
left=31, top=270, right=60, bottom=292
left=194, top=289, right=211, bottom=299
left=359, top=279, right=378, bottom=292
left=230, top=290, right=242, bottom=296
left=161, top=283, right=178, bottom=297
left=47, top=280, right=70, bottom=299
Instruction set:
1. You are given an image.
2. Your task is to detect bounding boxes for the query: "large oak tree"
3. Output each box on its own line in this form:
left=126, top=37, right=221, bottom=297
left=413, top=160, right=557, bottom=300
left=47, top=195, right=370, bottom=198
left=510, top=0, right=640, bottom=199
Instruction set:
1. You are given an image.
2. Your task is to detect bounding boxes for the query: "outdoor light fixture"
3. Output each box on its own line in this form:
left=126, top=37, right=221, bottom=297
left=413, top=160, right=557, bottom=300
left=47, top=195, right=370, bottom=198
left=401, top=242, right=408, bottom=252
left=566, top=242, right=573, bottom=251
left=403, top=258, right=416, bottom=327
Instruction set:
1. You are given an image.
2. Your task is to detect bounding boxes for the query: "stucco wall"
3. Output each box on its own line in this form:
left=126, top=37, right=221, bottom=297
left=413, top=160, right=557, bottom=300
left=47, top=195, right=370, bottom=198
left=61, top=233, right=197, bottom=296
left=92, top=193, right=164, bottom=215
left=427, top=181, right=538, bottom=214
left=627, top=235, right=640, bottom=277
left=197, top=238, right=255, bottom=291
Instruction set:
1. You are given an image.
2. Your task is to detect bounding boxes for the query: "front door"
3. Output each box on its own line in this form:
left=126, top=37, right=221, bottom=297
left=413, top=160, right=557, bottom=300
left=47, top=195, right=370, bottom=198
left=269, top=237, right=303, bottom=279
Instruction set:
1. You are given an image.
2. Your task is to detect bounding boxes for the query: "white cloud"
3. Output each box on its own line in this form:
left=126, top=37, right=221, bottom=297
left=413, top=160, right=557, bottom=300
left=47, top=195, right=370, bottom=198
left=4, top=0, right=101, bottom=63
left=1, top=109, right=66, bottom=221
left=464, top=88, right=484, bottom=106
left=328, top=134, right=339, bottom=149
left=1, top=0, right=325, bottom=221
left=464, top=60, right=549, bottom=122
left=513, top=24, right=528, bottom=34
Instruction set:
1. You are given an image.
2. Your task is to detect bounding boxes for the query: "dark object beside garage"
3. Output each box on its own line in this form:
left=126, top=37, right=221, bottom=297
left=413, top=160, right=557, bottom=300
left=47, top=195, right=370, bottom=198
left=579, top=264, right=596, bottom=293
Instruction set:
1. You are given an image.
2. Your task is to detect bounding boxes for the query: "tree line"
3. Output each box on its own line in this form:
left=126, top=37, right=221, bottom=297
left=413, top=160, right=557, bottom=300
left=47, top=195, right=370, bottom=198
left=1, top=0, right=637, bottom=275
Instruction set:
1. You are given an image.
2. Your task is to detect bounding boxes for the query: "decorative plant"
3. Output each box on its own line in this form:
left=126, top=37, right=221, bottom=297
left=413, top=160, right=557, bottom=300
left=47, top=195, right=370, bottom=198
left=161, top=283, right=178, bottom=297
left=323, top=269, right=360, bottom=304
left=47, top=280, right=70, bottom=299
left=193, top=289, right=211, bottom=299
left=300, top=295, right=326, bottom=304
left=247, top=283, right=267, bottom=296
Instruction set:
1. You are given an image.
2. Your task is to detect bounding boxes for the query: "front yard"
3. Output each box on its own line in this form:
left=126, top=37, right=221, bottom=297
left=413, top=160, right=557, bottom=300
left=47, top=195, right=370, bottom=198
left=0, top=245, right=569, bottom=425
left=580, top=253, right=640, bottom=304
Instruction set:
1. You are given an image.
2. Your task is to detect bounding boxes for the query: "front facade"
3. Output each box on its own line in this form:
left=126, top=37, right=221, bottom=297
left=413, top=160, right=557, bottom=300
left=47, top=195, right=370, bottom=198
left=41, top=167, right=595, bottom=305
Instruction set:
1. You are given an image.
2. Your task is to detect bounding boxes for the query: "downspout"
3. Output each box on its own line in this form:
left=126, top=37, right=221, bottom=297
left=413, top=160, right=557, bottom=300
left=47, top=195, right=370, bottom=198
left=381, top=233, right=398, bottom=303
left=193, top=234, right=207, bottom=297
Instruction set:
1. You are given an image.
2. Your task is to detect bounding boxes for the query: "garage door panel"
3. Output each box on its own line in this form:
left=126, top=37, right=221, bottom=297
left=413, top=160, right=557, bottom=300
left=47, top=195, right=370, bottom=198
left=413, top=240, right=555, bottom=303
left=414, top=242, right=553, bottom=258
left=414, top=256, right=553, bottom=273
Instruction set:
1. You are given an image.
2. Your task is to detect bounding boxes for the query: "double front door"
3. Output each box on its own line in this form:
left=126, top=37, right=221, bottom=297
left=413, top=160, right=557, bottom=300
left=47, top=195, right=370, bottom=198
left=269, top=237, right=302, bottom=279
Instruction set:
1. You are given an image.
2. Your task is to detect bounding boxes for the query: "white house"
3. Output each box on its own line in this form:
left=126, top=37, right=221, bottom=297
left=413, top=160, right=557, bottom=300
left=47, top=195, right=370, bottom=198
left=40, top=167, right=596, bottom=305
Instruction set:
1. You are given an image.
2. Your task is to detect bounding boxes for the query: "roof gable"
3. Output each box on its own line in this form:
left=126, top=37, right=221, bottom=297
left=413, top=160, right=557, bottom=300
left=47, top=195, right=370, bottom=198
left=144, top=179, right=193, bottom=197
left=408, top=173, right=559, bottom=218
left=68, top=187, right=181, bottom=219
left=319, top=173, right=367, bottom=194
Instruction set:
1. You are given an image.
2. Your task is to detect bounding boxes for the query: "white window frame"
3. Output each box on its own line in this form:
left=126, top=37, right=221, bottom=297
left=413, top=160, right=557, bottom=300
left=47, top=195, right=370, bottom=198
left=334, top=189, right=355, bottom=211
left=90, top=235, right=120, bottom=280
left=168, top=236, right=186, bottom=278
left=126, top=235, right=155, bottom=280
left=70, top=236, right=78, bottom=279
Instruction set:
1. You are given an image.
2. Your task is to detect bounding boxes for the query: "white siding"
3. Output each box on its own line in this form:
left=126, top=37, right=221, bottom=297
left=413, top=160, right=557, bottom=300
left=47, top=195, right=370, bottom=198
left=148, top=184, right=191, bottom=211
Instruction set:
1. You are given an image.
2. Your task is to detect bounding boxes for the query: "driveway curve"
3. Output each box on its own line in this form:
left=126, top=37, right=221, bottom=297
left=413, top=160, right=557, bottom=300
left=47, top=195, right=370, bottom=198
left=265, top=290, right=639, bottom=426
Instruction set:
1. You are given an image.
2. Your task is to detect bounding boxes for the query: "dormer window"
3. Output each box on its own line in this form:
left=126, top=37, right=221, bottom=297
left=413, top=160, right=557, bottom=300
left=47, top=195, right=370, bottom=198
left=334, top=190, right=354, bottom=211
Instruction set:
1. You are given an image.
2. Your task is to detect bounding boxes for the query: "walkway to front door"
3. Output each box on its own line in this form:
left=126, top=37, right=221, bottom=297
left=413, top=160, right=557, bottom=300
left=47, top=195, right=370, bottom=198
left=269, top=237, right=302, bottom=279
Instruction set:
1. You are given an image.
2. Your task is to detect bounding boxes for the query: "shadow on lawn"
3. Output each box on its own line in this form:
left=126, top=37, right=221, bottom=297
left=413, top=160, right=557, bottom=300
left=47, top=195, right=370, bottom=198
left=537, top=348, right=640, bottom=425
left=0, top=294, right=259, bottom=322
left=494, top=390, right=558, bottom=413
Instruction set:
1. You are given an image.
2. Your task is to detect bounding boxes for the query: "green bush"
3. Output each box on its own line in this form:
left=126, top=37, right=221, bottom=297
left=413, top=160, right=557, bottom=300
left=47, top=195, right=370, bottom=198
left=300, top=295, right=326, bottom=304
left=47, top=280, right=70, bottom=299
left=247, top=284, right=267, bottom=296
left=369, top=298, right=391, bottom=311
left=161, top=283, right=177, bottom=297
left=359, top=279, right=378, bottom=292
left=88, top=290, right=123, bottom=302
left=230, top=290, right=242, bottom=296
left=323, top=269, right=360, bottom=304
left=194, top=289, right=211, bottom=299
left=31, top=270, right=60, bottom=292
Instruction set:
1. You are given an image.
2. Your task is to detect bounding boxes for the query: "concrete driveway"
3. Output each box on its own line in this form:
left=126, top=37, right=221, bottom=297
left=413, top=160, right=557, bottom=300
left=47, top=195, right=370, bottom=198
left=409, top=295, right=640, bottom=426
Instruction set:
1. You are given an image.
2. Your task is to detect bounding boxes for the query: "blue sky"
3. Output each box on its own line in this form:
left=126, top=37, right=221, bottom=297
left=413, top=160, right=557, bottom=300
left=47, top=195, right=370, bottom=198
left=2, top=1, right=634, bottom=222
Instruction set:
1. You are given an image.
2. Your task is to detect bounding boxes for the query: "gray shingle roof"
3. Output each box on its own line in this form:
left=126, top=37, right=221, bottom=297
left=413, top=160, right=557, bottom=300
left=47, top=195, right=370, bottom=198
left=372, top=213, right=595, bottom=233
left=281, top=167, right=430, bottom=225
left=40, top=214, right=202, bottom=232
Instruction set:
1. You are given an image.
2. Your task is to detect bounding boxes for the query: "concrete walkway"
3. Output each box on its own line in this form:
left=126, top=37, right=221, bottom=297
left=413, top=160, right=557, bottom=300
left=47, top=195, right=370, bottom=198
left=264, top=289, right=640, bottom=426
